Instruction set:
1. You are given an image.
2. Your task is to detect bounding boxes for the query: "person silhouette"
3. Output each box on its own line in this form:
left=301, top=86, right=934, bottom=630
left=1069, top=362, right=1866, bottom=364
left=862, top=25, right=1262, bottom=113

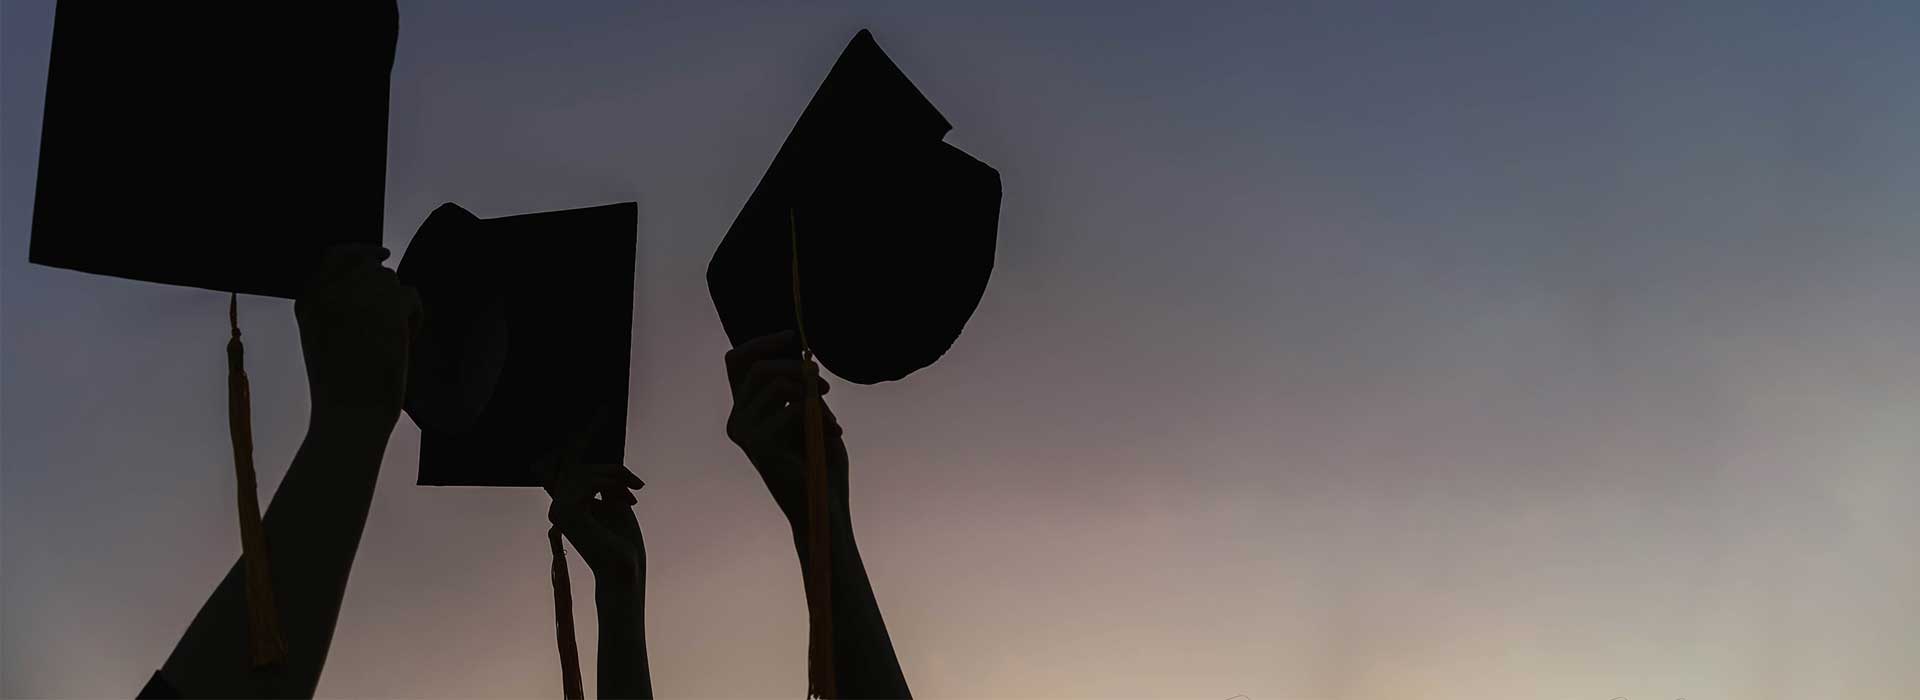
left=548, top=329, right=911, bottom=699
left=139, top=245, right=421, bottom=699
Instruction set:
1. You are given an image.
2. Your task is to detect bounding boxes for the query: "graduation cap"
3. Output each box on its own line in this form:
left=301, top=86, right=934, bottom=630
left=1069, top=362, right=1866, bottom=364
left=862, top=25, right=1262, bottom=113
left=706, top=29, right=1001, bottom=385
left=26, top=1, right=400, bottom=668
left=30, top=1, right=400, bottom=298
left=398, top=202, right=638, bottom=488
left=395, top=202, right=637, bottom=700
left=704, top=30, right=1000, bottom=698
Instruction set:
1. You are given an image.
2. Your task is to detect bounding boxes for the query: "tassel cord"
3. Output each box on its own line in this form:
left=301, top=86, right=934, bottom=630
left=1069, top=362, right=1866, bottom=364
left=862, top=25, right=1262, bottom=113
left=227, top=293, right=287, bottom=668
left=791, top=211, right=836, bottom=699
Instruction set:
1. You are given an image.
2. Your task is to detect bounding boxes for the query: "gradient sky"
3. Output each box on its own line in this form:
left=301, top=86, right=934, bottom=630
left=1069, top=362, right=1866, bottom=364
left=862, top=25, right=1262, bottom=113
left=5, top=1, right=1920, bottom=698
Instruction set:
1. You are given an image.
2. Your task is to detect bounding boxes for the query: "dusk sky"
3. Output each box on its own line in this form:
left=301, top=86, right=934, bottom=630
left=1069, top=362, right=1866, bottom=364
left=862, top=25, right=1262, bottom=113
left=5, top=1, right=1920, bottom=698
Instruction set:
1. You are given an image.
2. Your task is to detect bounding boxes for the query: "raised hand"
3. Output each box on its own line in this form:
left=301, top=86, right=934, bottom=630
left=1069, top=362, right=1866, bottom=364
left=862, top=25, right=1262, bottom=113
left=723, top=330, right=846, bottom=526
left=294, top=243, right=421, bottom=428
left=153, top=245, right=421, bottom=699
left=720, top=331, right=911, bottom=699
left=546, top=463, right=647, bottom=586
left=545, top=461, right=652, bottom=699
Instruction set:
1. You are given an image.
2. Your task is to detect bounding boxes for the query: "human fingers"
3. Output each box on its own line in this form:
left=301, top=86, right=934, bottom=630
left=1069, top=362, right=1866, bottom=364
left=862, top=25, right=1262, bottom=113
left=549, top=466, right=638, bottom=506
left=742, top=359, right=804, bottom=400
left=304, top=244, right=391, bottom=299
left=724, top=331, right=799, bottom=397
left=569, top=463, right=645, bottom=491
left=744, top=359, right=832, bottom=398
left=549, top=498, right=622, bottom=562
left=554, top=473, right=641, bottom=507
left=728, top=375, right=801, bottom=446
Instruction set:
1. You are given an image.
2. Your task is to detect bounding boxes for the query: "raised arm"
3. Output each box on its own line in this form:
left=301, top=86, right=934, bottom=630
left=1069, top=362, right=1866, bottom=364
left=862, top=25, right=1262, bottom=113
left=546, top=463, right=652, bottom=699
left=724, top=331, right=912, bottom=699
left=151, top=245, right=419, bottom=699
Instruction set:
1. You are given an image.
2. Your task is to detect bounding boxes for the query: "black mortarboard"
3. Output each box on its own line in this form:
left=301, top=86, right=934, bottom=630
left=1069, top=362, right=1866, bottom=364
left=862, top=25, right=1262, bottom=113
left=29, top=1, right=400, bottom=298
left=26, top=2, right=401, bottom=667
left=706, top=29, right=1002, bottom=384
left=398, top=202, right=638, bottom=487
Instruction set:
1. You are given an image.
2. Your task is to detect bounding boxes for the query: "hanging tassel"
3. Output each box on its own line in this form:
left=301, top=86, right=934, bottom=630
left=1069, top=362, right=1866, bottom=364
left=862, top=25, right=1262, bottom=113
left=227, top=294, right=287, bottom=668
left=549, top=527, right=586, bottom=700
left=799, top=354, right=835, bottom=699
left=790, top=211, right=836, bottom=699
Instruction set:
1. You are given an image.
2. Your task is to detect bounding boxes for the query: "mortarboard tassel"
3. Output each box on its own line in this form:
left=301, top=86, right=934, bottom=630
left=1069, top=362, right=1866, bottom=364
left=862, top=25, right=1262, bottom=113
left=537, top=413, right=613, bottom=700
left=226, top=294, right=287, bottom=667
left=549, top=527, right=586, bottom=700
left=791, top=211, right=837, bottom=699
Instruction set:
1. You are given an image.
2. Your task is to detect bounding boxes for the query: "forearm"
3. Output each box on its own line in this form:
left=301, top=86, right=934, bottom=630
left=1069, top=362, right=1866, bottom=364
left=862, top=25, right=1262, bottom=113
left=594, top=581, right=653, bottom=699
left=159, top=409, right=396, bottom=698
left=792, top=501, right=911, bottom=699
